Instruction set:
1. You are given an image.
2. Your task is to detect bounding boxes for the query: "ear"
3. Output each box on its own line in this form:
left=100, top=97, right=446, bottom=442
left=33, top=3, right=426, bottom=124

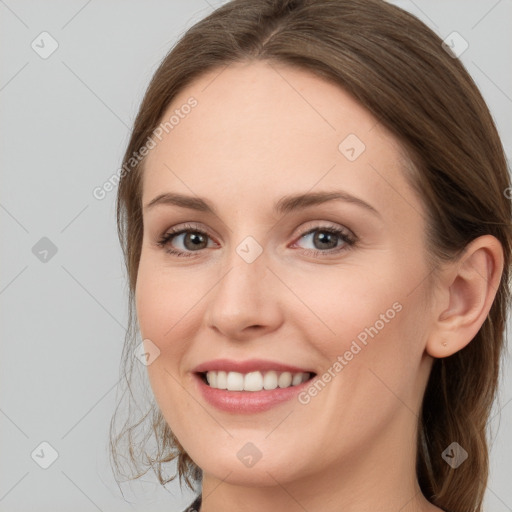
left=426, top=235, right=504, bottom=358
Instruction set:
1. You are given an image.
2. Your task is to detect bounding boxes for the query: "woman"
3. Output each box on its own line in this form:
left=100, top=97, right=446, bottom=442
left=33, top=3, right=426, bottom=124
left=110, top=1, right=511, bottom=511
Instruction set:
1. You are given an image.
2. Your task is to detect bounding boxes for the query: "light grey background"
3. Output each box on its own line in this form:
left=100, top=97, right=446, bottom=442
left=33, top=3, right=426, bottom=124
left=1, top=1, right=511, bottom=510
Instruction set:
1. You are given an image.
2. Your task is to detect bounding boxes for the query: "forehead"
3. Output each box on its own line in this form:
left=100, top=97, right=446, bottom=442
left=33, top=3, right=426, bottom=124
left=142, top=60, right=419, bottom=223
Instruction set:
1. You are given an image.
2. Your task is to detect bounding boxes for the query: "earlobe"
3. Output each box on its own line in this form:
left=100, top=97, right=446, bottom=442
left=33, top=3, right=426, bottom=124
left=425, top=235, right=504, bottom=359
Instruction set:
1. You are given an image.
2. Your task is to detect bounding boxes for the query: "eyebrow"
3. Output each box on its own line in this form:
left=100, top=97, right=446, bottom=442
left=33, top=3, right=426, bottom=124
left=143, top=190, right=381, bottom=218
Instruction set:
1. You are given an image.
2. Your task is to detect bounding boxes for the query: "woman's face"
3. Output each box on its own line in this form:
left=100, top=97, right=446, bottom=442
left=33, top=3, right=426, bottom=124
left=136, top=60, right=438, bottom=487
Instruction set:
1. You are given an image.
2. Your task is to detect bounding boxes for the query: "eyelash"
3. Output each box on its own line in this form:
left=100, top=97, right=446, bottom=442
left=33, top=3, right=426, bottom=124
left=155, top=222, right=357, bottom=258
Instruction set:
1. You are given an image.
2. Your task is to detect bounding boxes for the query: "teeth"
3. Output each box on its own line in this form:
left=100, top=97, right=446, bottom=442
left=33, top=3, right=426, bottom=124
left=227, top=371, right=244, bottom=391
left=263, top=370, right=278, bottom=390
left=292, top=373, right=303, bottom=386
left=278, top=371, right=292, bottom=388
left=204, top=370, right=311, bottom=391
left=245, top=371, right=263, bottom=391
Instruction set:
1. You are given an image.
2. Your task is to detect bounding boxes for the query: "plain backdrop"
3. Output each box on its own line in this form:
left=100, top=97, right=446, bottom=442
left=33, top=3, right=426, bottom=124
left=1, top=1, right=511, bottom=510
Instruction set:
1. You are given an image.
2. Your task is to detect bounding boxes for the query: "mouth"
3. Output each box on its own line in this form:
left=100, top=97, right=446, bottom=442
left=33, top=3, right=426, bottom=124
left=191, top=359, right=318, bottom=413
left=196, top=370, right=317, bottom=392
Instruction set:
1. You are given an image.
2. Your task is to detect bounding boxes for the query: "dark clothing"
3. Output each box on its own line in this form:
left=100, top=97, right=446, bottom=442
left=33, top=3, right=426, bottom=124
left=181, top=493, right=449, bottom=511
left=183, top=494, right=202, bottom=511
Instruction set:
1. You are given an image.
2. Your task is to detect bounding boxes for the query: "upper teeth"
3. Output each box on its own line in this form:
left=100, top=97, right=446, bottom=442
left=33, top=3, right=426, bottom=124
left=205, top=370, right=311, bottom=392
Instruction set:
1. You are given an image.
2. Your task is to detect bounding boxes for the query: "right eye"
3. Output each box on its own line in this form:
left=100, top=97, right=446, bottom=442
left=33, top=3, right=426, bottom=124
left=156, top=223, right=217, bottom=257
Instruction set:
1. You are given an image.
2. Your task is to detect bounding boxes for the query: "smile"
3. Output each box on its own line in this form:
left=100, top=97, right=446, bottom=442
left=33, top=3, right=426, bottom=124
left=200, top=370, right=313, bottom=391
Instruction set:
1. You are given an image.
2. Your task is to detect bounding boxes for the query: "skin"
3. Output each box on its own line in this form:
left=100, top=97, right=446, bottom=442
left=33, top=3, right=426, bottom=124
left=135, top=60, right=503, bottom=512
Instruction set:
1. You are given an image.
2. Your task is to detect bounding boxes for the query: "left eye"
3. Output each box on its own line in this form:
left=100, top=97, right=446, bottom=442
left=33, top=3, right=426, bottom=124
left=294, top=227, right=353, bottom=252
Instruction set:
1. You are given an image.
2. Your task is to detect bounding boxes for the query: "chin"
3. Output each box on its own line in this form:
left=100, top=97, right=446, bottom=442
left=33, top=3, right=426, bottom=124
left=193, top=446, right=311, bottom=488
left=204, top=463, right=297, bottom=487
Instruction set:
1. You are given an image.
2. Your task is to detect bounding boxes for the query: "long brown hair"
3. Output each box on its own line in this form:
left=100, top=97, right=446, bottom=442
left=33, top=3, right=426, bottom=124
left=110, top=1, right=512, bottom=510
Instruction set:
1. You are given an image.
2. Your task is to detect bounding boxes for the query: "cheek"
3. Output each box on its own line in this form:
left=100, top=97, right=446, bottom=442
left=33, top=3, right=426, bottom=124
left=292, top=274, right=426, bottom=450
left=283, top=260, right=428, bottom=399
left=135, top=256, right=203, bottom=348
left=134, top=262, right=198, bottom=423
left=279, top=263, right=406, bottom=350
left=135, top=259, right=202, bottom=432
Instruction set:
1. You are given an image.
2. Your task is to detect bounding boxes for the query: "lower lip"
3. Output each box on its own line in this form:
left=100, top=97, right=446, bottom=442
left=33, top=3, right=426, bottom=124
left=193, top=373, right=315, bottom=413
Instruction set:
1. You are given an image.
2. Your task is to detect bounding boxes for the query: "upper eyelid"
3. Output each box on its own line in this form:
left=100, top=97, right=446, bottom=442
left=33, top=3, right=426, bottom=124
left=162, top=220, right=351, bottom=237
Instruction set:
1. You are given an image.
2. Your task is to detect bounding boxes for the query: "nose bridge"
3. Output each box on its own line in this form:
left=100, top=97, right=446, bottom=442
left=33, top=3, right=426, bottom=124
left=214, top=247, right=267, bottom=311
left=205, top=243, right=281, bottom=336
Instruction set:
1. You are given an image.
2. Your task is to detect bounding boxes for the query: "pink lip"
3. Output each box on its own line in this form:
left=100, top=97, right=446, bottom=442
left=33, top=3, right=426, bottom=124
left=190, top=359, right=316, bottom=414
left=191, top=358, right=314, bottom=374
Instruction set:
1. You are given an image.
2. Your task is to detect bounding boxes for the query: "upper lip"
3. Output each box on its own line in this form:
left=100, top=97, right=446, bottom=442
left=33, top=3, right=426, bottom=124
left=192, top=358, right=315, bottom=374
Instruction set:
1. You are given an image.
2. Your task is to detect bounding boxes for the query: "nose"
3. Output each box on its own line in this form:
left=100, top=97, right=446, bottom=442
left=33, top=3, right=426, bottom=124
left=204, top=251, right=284, bottom=341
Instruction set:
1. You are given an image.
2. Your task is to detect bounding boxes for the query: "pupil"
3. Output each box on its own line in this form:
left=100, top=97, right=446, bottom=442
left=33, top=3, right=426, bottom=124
left=314, top=231, right=337, bottom=249
left=185, top=233, right=206, bottom=250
